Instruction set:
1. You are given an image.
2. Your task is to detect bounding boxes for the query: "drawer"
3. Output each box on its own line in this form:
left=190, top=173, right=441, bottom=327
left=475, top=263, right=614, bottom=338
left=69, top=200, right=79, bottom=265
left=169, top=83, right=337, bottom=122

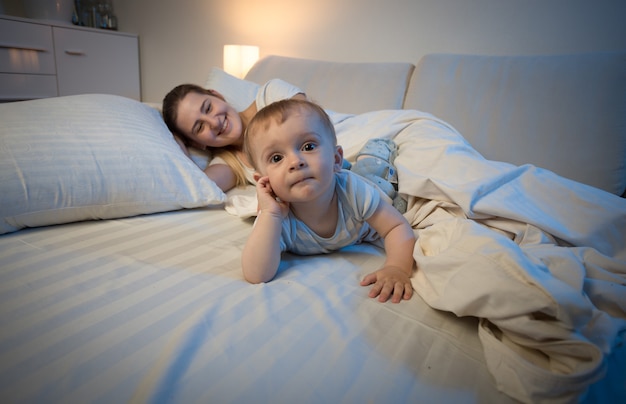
left=54, top=27, right=140, bottom=100
left=0, top=18, right=56, bottom=74
left=0, top=73, right=58, bottom=101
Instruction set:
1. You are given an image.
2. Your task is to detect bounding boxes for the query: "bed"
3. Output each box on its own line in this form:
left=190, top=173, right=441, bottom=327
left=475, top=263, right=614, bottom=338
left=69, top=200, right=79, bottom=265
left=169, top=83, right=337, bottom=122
left=1, top=52, right=625, bottom=404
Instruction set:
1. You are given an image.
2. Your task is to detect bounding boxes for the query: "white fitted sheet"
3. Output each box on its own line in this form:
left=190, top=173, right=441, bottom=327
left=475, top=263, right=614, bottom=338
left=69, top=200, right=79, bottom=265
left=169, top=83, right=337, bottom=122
left=0, top=207, right=623, bottom=403
left=0, top=207, right=512, bottom=403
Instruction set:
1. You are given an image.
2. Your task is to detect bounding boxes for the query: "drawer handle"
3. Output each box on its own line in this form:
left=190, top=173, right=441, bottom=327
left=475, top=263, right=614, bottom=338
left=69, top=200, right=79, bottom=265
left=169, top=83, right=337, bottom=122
left=0, top=44, right=49, bottom=52
left=65, top=49, right=86, bottom=56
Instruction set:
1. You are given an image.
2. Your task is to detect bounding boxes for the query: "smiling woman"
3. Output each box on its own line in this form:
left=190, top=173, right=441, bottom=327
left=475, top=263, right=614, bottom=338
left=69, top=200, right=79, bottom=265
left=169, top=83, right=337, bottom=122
left=161, top=73, right=307, bottom=193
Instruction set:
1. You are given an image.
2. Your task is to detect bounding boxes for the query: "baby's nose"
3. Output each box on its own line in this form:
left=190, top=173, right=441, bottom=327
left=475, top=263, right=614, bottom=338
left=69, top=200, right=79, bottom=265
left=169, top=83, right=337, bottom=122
left=288, top=154, right=305, bottom=169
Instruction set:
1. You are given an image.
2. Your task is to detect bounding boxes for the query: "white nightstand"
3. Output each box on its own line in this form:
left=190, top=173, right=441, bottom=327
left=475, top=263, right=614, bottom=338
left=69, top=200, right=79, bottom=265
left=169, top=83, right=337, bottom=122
left=0, top=15, right=140, bottom=101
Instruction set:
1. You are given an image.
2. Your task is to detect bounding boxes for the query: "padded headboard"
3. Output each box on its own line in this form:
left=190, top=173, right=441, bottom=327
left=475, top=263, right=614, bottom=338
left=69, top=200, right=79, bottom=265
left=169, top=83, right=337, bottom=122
left=246, top=55, right=414, bottom=115
left=404, top=52, right=626, bottom=196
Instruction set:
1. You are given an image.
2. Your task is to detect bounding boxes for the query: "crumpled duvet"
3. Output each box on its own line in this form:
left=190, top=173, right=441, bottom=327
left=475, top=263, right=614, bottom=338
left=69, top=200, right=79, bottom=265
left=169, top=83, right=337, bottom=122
left=333, top=108, right=626, bottom=403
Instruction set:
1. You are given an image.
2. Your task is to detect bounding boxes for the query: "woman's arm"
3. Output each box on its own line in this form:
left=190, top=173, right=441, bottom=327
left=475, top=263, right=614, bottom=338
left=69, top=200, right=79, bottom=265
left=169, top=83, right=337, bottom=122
left=204, top=163, right=237, bottom=192
left=361, top=201, right=416, bottom=303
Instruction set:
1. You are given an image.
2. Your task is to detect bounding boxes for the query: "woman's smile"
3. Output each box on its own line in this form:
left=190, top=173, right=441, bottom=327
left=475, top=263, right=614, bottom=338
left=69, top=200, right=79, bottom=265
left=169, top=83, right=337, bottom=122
left=217, top=116, right=229, bottom=136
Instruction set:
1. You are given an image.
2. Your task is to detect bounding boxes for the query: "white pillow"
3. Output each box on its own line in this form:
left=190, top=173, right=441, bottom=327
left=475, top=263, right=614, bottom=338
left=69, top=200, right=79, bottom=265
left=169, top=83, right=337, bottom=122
left=205, top=67, right=259, bottom=112
left=0, top=94, right=226, bottom=235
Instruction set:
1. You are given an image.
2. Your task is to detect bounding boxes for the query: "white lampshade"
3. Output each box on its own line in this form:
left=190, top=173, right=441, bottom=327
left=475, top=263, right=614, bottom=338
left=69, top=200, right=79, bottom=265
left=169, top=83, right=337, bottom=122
left=223, top=45, right=260, bottom=79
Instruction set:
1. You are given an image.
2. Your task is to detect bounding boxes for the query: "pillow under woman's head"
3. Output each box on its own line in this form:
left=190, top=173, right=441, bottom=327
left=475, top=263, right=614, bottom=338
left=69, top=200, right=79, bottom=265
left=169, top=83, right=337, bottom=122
left=0, top=94, right=226, bottom=234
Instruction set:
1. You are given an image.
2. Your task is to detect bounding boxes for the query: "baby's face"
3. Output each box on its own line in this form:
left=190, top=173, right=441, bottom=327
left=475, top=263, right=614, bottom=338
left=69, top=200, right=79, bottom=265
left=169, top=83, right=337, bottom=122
left=250, top=110, right=342, bottom=203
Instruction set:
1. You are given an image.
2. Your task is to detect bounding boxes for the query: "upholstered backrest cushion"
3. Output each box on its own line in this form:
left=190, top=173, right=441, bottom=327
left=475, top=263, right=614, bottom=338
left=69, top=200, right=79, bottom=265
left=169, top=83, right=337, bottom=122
left=246, top=55, right=414, bottom=115
left=404, top=52, right=626, bottom=196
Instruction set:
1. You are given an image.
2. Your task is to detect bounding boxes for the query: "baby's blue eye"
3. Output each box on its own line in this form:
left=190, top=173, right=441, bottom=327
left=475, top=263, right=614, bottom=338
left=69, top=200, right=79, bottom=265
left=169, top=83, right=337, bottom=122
left=302, top=143, right=317, bottom=151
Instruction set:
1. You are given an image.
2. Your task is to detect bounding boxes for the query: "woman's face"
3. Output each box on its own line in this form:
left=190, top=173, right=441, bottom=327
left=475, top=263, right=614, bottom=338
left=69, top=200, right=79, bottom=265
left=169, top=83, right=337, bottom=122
left=176, top=91, right=243, bottom=148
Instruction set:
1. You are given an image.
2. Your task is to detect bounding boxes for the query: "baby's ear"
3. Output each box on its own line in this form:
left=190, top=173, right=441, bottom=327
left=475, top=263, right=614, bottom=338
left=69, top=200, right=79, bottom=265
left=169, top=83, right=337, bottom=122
left=253, top=172, right=263, bottom=183
left=334, top=145, right=344, bottom=172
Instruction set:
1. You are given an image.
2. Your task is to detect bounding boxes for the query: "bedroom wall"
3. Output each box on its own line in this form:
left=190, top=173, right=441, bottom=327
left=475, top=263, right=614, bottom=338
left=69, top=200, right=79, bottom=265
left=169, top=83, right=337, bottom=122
left=3, top=0, right=626, bottom=102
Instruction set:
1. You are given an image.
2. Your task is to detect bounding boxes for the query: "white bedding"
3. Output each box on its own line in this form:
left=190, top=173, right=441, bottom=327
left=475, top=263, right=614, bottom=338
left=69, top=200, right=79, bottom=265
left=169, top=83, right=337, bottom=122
left=1, top=99, right=624, bottom=403
left=0, top=207, right=522, bottom=403
left=1, top=206, right=622, bottom=404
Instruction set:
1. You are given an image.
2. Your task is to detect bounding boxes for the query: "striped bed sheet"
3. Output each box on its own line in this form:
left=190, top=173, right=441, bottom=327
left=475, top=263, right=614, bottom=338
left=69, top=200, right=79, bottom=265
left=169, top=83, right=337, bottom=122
left=0, top=208, right=621, bottom=403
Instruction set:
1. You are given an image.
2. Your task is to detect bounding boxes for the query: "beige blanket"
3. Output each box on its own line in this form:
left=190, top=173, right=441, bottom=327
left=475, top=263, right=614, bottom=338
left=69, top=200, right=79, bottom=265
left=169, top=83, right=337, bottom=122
left=334, top=109, right=626, bottom=403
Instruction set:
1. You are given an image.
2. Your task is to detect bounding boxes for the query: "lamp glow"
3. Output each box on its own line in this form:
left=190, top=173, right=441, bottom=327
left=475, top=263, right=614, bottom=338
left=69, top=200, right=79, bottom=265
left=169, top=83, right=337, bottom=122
left=223, top=45, right=260, bottom=78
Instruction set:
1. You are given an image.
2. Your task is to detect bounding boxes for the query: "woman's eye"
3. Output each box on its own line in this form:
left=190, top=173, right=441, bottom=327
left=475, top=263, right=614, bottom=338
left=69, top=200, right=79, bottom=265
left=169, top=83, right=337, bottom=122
left=302, top=142, right=317, bottom=151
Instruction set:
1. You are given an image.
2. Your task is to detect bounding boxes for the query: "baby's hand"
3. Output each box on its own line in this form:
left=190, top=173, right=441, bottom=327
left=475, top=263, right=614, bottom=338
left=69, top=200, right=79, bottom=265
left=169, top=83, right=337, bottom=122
left=360, top=266, right=413, bottom=303
left=256, top=176, right=289, bottom=217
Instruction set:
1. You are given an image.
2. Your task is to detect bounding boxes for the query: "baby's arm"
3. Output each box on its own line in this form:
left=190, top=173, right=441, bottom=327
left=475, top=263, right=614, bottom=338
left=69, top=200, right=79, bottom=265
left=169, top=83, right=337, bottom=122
left=241, top=176, right=288, bottom=283
left=361, top=201, right=416, bottom=303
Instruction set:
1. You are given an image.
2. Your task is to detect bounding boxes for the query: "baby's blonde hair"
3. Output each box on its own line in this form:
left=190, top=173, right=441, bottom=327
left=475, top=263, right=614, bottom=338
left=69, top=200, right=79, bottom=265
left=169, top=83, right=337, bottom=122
left=244, top=99, right=336, bottom=170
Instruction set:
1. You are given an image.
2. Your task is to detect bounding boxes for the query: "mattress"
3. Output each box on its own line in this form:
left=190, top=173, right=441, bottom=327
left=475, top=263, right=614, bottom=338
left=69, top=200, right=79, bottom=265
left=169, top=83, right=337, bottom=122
left=0, top=206, right=513, bottom=403
left=1, top=206, right=624, bottom=403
